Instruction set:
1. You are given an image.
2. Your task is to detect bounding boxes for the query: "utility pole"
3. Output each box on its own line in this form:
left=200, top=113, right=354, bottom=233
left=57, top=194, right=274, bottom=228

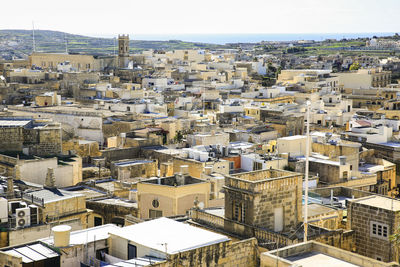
left=304, top=100, right=311, bottom=242
left=32, top=21, right=36, bottom=53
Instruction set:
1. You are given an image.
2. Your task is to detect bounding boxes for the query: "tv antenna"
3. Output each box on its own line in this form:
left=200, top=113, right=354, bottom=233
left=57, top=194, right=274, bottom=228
left=64, top=32, right=68, bottom=54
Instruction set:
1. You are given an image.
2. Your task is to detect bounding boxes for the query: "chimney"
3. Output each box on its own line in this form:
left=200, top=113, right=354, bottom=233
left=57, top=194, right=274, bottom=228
left=13, top=165, right=21, bottom=180
left=44, top=168, right=56, bottom=188
left=180, top=165, right=189, bottom=175
left=6, top=177, right=14, bottom=198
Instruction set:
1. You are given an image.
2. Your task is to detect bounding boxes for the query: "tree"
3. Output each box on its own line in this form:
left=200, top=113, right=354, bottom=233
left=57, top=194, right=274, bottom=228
left=174, top=131, right=183, bottom=143
left=349, top=62, right=360, bottom=71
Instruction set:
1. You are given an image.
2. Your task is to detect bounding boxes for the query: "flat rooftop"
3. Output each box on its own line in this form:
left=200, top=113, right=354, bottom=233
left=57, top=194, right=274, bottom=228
left=231, top=169, right=301, bottom=182
left=41, top=224, right=119, bottom=246
left=103, top=256, right=164, bottom=266
left=1, top=242, right=59, bottom=264
left=350, top=195, right=400, bottom=211
left=114, top=160, right=154, bottom=167
left=278, top=135, right=306, bottom=141
left=263, top=241, right=390, bottom=267
left=142, top=175, right=206, bottom=187
left=303, top=203, right=338, bottom=218
left=91, top=198, right=138, bottom=208
left=24, top=188, right=84, bottom=204
left=0, top=119, right=31, bottom=128
left=285, top=251, right=360, bottom=267
left=109, top=217, right=230, bottom=255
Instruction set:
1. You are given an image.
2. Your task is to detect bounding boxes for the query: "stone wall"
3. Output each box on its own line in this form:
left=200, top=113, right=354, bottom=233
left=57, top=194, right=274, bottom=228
left=101, top=147, right=141, bottom=165
left=261, top=241, right=397, bottom=267
left=86, top=200, right=138, bottom=224
left=0, top=251, right=22, bottom=267
left=111, top=159, right=158, bottom=179
left=348, top=199, right=400, bottom=262
left=7, top=218, right=82, bottom=247
left=153, top=238, right=259, bottom=267
left=310, top=186, right=375, bottom=199
left=62, top=140, right=101, bottom=160
left=24, top=125, right=62, bottom=156
left=224, top=171, right=303, bottom=231
left=191, top=209, right=355, bottom=252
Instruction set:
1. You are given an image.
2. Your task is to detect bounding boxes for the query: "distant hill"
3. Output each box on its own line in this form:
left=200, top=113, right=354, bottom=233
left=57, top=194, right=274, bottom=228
left=0, top=29, right=224, bottom=60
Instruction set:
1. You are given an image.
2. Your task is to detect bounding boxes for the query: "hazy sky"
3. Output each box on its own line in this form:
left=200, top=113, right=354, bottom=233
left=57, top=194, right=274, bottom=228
left=2, top=0, right=400, bottom=36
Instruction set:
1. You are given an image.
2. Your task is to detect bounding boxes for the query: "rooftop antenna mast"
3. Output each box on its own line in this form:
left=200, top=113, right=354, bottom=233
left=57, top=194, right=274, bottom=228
left=64, top=32, right=68, bottom=54
left=113, top=37, right=116, bottom=56
left=304, top=100, right=311, bottom=242
left=32, top=21, right=36, bottom=53
left=113, top=37, right=117, bottom=70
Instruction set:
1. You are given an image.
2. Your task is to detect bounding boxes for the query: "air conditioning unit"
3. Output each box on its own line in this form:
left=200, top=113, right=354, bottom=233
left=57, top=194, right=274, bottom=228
left=15, top=207, right=30, bottom=228
left=29, top=205, right=39, bottom=225
left=8, top=201, right=21, bottom=215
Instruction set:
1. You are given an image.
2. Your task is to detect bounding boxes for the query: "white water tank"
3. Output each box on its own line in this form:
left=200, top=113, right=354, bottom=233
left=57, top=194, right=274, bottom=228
left=180, top=148, right=189, bottom=158
left=52, top=225, right=72, bottom=247
left=0, top=198, right=7, bottom=223
left=194, top=151, right=200, bottom=161
left=199, top=152, right=209, bottom=162
left=188, top=149, right=194, bottom=159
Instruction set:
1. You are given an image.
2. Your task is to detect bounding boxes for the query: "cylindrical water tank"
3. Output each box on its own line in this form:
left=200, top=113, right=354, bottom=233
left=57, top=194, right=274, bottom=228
left=199, top=152, right=209, bottom=162
left=204, top=166, right=213, bottom=175
left=180, top=165, right=189, bottom=174
left=188, top=149, right=194, bottom=159
left=180, top=150, right=189, bottom=158
left=52, top=225, right=71, bottom=247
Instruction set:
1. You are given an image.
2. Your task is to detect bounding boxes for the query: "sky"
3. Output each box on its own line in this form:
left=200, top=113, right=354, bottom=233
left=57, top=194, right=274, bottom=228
left=1, top=0, right=400, bottom=37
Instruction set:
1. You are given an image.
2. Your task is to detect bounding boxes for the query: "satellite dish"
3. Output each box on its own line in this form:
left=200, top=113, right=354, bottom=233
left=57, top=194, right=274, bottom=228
left=198, top=202, right=204, bottom=209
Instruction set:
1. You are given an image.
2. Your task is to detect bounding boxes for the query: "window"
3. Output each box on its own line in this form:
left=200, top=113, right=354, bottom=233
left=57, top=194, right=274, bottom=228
left=229, top=161, right=234, bottom=170
left=152, top=199, right=159, bottom=208
left=94, top=216, right=102, bottom=227
left=370, top=221, right=388, bottom=240
left=232, top=201, right=246, bottom=223
left=142, top=169, right=146, bottom=175
left=128, top=244, right=137, bottom=259
left=149, top=209, right=162, bottom=218
left=253, top=161, right=262, bottom=171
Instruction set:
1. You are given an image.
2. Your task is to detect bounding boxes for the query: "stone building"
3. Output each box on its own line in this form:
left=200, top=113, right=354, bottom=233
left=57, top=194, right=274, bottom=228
left=224, top=169, right=303, bottom=232
left=110, top=159, right=158, bottom=180
left=172, top=156, right=230, bottom=178
left=347, top=195, right=400, bottom=263
left=29, top=52, right=97, bottom=71
left=137, top=172, right=210, bottom=219
left=186, top=131, right=230, bottom=147
left=261, top=241, right=398, bottom=267
left=118, top=34, right=130, bottom=69
left=0, top=171, right=91, bottom=248
left=260, top=112, right=304, bottom=137
left=0, top=118, right=62, bottom=156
